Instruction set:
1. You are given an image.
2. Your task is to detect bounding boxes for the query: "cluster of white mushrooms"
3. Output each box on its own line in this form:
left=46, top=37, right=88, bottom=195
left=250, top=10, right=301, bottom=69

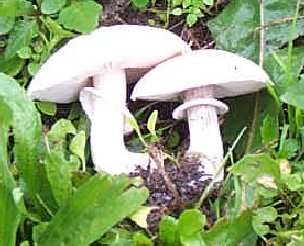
left=27, top=25, right=269, bottom=182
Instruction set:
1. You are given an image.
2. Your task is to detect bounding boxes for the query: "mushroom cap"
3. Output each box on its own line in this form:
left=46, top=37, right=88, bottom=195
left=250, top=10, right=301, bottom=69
left=27, top=25, right=190, bottom=103
left=131, top=49, right=270, bottom=101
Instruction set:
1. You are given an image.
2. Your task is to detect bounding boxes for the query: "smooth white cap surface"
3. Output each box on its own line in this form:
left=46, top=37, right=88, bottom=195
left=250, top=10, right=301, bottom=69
left=27, top=25, right=190, bottom=103
left=131, top=49, right=270, bottom=101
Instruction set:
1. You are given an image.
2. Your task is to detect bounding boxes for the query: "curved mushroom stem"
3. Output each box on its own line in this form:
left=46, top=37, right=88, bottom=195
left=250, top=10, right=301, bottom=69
left=80, top=68, right=150, bottom=174
left=174, top=86, right=228, bottom=182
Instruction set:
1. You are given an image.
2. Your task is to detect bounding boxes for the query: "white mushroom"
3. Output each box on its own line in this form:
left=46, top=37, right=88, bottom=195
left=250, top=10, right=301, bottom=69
left=27, top=25, right=190, bottom=174
left=131, top=49, right=270, bottom=181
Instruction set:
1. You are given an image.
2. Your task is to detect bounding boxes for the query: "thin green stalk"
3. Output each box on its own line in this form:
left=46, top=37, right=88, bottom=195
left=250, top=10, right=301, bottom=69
left=195, top=127, right=247, bottom=208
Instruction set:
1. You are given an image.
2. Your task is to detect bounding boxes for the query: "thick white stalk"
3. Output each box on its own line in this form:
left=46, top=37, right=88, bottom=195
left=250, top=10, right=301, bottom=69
left=89, top=68, right=149, bottom=174
left=183, top=86, right=224, bottom=181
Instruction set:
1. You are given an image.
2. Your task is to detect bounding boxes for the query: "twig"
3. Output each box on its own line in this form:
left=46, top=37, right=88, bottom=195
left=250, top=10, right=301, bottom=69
left=147, top=143, right=180, bottom=200
left=256, top=15, right=304, bottom=30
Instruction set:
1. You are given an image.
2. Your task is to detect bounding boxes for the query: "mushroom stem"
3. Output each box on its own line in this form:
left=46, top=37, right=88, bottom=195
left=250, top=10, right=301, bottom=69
left=182, top=86, right=225, bottom=181
left=88, top=68, right=149, bottom=174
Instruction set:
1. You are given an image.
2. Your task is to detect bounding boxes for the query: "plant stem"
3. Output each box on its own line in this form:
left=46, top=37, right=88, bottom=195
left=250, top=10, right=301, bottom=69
left=195, top=127, right=247, bottom=209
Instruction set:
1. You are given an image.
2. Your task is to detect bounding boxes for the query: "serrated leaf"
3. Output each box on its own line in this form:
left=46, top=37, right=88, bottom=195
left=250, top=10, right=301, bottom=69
left=0, top=101, right=20, bottom=246
left=0, top=16, right=15, bottom=35
left=41, top=0, right=66, bottom=14
left=58, top=0, right=102, bottom=34
left=36, top=102, right=57, bottom=116
left=37, top=175, right=148, bottom=246
left=5, top=19, right=36, bottom=59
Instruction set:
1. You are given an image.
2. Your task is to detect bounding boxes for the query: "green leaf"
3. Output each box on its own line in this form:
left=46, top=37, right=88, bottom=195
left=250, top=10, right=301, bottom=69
left=5, top=19, right=36, bottom=59
left=159, top=216, right=179, bottom=245
left=58, top=0, right=102, bottom=34
left=0, top=55, right=24, bottom=76
left=0, top=101, right=20, bottom=246
left=201, top=210, right=257, bottom=245
left=260, top=114, right=279, bottom=146
left=0, top=0, right=34, bottom=16
left=280, top=76, right=304, bottom=110
left=37, top=175, right=148, bottom=246
left=178, top=209, right=205, bottom=246
left=69, top=130, right=86, bottom=168
left=16, top=46, right=32, bottom=59
left=208, top=0, right=260, bottom=61
left=230, top=153, right=280, bottom=186
left=132, top=0, right=149, bottom=8
left=171, top=7, right=183, bottom=16
left=187, top=13, right=199, bottom=27
left=47, top=119, right=76, bottom=148
left=41, top=0, right=66, bottom=14
left=252, top=206, right=277, bottom=237
left=178, top=209, right=205, bottom=237
left=0, top=16, right=15, bottom=35
left=147, top=110, right=158, bottom=141
left=45, top=151, right=80, bottom=206
left=0, top=73, right=42, bottom=208
left=133, top=231, right=153, bottom=245
left=36, top=102, right=57, bottom=116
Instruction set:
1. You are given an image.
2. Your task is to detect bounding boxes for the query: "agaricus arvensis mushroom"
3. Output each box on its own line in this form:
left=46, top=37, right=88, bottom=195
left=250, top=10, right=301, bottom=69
left=131, top=49, right=270, bottom=181
left=27, top=24, right=190, bottom=174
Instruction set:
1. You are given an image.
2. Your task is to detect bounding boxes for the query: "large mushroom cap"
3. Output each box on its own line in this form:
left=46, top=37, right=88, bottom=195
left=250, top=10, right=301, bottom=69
left=27, top=25, right=190, bottom=103
left=131, top=49, right=270, bottom=101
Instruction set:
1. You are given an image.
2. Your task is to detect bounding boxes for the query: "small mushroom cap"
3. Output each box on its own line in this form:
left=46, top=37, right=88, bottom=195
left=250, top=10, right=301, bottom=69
left=131, top=49, right=270, bottom=101
left=27, top=25, right=190, bottom=103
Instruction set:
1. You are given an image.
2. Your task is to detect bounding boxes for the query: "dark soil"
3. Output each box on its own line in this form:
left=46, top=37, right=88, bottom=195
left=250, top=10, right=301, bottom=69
left=129, top=154, right=220, bottom=236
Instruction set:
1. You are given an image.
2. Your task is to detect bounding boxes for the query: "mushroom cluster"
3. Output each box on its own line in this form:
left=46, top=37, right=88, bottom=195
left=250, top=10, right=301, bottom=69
left=28, top=24, right=269, bottom=182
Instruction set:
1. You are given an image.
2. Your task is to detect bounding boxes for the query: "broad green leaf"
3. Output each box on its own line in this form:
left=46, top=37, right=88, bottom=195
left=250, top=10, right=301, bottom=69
left=0, top=16, right=15, bottom=35
left=16, top=46, right=32, bottom=59
left=280, top=76, right=304, bottom=110
left=260, top=114, right=279, bottom=146
left=0, top=55, right=24, bottom=76
left=132, top=0, right=149, bottom=8
left=208, top=0, right=304, bottom=61
left=0, top=73, right=42, bottom=207
left=37, top=175, right=148, bottom=246
left=252, top=206, right=277, bottom=237
left=0, top=101, right=20, bottom=246
left=186, top=13, right=199, bottom=27
left=264, top=47, right=304, bottom=96
left=159, top=216, right=179, bottom=245
left=222, top=90, right=279, bottom=157
left=41, top=0, right=66, bottom=14
left=5, top=19, right=36, bottom=59
left=178, top=209, right=205, bottom=246
left=133, top=231, right=153, bottom=246
left=58, top=0, right=102, bottom=34
left=229, top=154, right=281, bottom=186
left=208, top=0, right=260, bottom=61
left=201, top=210, right=257, bottom=245
left=178, top=209, right=205, bottom=236
left=36, top=102, right=57, bottom=116
left=0, top=0, right=34, bottom=16
left=45, top=151, right=80, bottom=206
left=47, top=119, right=76, bottom=148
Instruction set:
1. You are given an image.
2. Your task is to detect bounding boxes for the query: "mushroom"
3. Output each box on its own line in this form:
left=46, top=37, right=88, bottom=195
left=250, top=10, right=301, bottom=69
left=131, top=49, right=270, bottom=181
left=27, top=24, right=190, bottom=174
